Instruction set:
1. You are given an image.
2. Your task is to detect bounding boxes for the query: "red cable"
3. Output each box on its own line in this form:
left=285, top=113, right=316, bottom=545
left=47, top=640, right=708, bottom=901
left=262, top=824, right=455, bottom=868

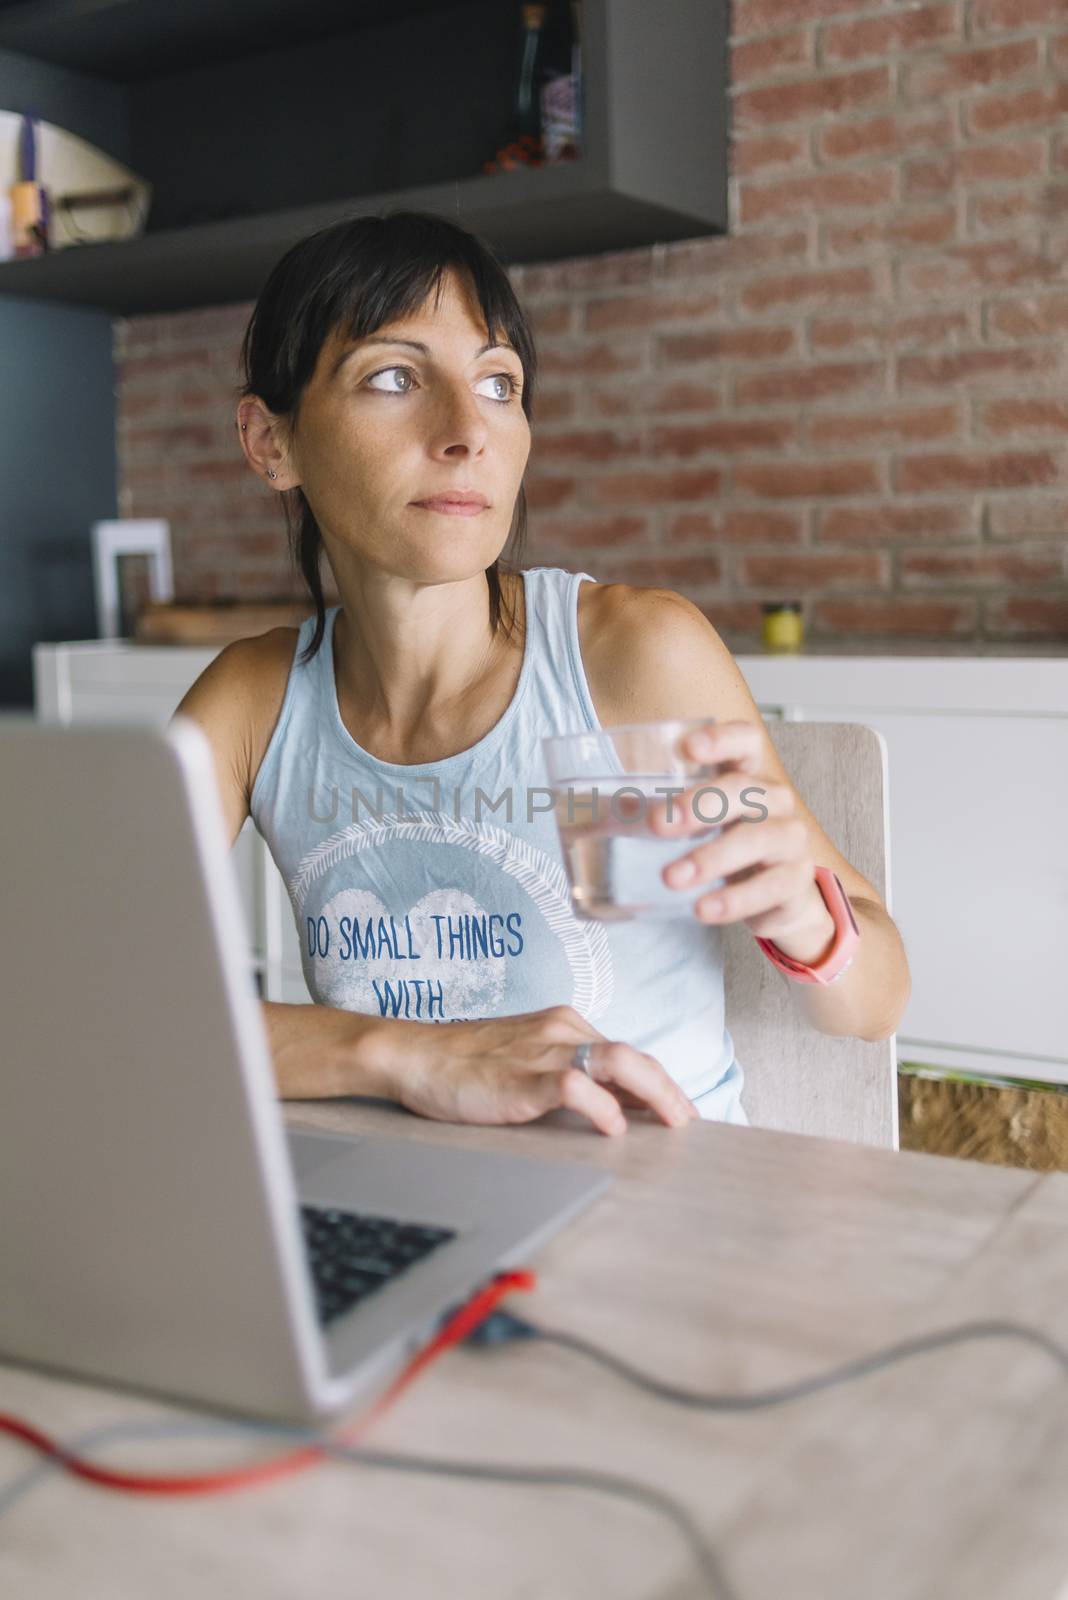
left=0, top=1269, right=536, bottom=1498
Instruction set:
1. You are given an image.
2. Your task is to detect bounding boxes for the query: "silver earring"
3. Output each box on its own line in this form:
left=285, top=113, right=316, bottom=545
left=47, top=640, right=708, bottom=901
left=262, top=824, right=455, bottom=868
left=267, top=470, right=277, bottom=479
left=240, top=423, right=247, bottom=430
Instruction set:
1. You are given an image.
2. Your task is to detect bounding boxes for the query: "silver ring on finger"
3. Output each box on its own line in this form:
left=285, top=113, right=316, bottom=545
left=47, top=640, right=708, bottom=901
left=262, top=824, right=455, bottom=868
left=571, top=1040, right=595, bottom=1075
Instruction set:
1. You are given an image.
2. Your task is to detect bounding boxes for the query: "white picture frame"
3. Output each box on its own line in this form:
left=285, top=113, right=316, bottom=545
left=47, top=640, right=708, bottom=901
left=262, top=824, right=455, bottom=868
left=91, top=519, right=174, bottom=640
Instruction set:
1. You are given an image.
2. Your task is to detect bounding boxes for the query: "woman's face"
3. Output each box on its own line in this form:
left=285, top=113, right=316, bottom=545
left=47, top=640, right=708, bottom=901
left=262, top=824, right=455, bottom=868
left=282, top=268, right=531, bottom=584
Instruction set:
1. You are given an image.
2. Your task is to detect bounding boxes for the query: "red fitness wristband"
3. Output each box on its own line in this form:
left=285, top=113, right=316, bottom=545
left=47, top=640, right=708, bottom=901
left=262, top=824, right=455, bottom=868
left=755, top=865, right=860, bottom=986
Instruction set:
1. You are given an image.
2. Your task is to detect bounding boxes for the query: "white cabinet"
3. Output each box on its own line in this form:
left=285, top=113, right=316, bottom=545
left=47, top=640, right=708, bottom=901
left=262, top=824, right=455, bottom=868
left=736, top=655, right=1068, bottom=1087
left=33, top=637, right=313, bottom=1006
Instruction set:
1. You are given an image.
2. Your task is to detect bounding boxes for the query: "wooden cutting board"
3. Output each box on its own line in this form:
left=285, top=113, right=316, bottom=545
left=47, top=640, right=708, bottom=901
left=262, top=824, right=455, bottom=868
left=134, top=600, right=318, bottom=646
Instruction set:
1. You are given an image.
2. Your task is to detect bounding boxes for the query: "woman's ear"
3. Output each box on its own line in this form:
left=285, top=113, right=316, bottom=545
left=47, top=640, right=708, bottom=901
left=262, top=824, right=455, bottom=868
left=236, top=397, right=299, bottom=490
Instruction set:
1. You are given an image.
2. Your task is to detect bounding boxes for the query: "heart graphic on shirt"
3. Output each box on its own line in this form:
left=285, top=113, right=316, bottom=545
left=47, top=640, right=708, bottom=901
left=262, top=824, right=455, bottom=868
left=311, top=886, right=510, bottom=1022
left=291, top=808, right=615, bottom=1020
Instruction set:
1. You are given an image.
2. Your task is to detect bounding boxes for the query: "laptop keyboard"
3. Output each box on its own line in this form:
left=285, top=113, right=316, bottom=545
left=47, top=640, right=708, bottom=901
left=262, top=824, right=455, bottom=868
left=299, top=1204, right=457, bottom=1328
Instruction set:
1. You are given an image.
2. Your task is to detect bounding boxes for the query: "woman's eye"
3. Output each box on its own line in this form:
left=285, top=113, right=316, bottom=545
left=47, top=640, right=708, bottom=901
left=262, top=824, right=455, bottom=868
left=364, top=366, right=520, bottom=402
left=366, top=366, right=415, bottom=394
left=476, top=372, right=520, bottom=402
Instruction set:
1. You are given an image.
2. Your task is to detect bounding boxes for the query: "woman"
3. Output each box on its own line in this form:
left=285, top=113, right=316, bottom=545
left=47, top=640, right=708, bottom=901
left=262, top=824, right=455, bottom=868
left=176, top=210, right=910, bottom=1137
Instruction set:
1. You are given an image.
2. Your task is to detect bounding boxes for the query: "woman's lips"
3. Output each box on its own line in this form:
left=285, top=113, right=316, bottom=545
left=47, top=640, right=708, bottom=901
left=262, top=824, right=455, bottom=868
left=412, top=498, right=488, bottom=516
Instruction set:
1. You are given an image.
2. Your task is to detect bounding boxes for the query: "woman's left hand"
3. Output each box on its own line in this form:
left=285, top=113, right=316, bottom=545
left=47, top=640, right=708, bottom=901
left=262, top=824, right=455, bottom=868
left=649, top=720, right=834, bottom=956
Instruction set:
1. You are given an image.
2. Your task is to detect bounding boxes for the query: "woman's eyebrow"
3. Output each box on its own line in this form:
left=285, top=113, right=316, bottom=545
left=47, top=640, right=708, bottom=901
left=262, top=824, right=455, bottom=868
left=331, top=336, right=517, bottom=378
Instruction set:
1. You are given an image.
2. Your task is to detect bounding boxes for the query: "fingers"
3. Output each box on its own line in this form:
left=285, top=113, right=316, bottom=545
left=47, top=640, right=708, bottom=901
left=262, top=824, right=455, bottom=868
left=681, top=720, right=764, bottom=770
left=648, top=773, right=790, bottom=843
left=582, top=1041, right=697, bottom=1129
left=662, top=814, right=807, bottom=897
left=537, top=1061, right=628, bottom=1137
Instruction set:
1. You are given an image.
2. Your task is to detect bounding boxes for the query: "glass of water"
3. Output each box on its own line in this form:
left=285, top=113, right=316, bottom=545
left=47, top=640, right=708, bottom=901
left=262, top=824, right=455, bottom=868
left=540, top=718, right=727, bottom=922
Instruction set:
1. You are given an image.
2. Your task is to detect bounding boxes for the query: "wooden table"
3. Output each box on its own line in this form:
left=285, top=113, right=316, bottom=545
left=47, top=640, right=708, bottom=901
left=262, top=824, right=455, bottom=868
left=4, top=1102, right=1068, bottom=1600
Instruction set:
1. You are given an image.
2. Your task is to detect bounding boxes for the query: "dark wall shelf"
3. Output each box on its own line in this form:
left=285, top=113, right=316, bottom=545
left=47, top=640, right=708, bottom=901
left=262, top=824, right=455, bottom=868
left=0, top=0, right=726, bottom=314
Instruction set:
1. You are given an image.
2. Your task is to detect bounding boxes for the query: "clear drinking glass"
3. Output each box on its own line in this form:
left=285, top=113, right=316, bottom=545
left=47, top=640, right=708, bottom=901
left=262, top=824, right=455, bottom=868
left=540, top=718, right=727, bottom=922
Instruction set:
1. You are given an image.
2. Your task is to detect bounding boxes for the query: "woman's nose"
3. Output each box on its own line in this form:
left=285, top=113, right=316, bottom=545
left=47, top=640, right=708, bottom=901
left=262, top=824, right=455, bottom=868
left=433, top=382, right=489, bottom=455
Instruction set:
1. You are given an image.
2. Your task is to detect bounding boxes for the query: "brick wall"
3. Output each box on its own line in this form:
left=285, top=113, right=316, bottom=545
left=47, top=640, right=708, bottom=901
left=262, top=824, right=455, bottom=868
left=116, top=0, right=1068, bottom=646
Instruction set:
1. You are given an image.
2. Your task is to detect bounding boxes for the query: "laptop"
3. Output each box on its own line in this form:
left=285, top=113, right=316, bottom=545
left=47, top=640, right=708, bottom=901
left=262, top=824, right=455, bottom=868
left=0, top=714, right=610, bottom=1425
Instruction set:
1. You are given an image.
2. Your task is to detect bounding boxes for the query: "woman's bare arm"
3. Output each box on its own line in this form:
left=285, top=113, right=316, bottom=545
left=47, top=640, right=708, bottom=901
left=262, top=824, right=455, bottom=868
left=169, top=633, right=396, bottom=1100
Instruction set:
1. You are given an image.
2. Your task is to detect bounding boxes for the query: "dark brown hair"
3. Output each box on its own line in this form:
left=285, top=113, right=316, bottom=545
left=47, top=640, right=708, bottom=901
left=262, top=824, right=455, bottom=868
left=238, top=209, right=536, bottom=664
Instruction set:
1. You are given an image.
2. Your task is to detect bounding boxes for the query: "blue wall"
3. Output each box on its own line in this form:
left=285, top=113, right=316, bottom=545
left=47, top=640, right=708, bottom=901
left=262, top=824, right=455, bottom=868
left=0, top=50, right=128, bottom=705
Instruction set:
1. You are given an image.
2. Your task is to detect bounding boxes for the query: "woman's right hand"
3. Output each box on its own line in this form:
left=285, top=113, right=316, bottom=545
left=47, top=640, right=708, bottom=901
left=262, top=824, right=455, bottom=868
left=371, top=1004, right=699, bottom=1137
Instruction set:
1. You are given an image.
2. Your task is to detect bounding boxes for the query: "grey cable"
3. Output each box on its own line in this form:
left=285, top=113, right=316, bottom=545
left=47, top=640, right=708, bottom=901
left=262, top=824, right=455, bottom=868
left=522, top=1317, right=1068, bottom=1411
left=5, top=1315, right=1068, bottom=1600
left=0, top=1416, right=738, bottom=1600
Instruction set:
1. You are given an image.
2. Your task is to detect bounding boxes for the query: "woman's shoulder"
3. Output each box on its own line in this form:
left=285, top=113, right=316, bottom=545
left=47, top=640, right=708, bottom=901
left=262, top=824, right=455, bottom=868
left=237, top=624, right=306, bottom=800
left=575, top=578, right=748, bottom=727
left=173, top=623, right=303, bottom=831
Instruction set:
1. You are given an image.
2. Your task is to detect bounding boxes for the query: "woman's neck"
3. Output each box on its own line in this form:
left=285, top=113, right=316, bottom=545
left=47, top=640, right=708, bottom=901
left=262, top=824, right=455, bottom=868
left=331, top=569, right=525, bottom=766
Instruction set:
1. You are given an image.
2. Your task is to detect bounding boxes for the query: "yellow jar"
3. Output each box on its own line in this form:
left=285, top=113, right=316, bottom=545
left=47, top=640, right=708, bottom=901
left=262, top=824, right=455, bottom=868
left=762, top=601, right=803, bottom=653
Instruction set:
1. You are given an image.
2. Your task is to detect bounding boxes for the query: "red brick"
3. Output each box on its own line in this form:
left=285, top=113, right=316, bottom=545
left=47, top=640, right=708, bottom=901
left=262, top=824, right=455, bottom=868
left=812, top=598, right=978, bottom=633
left=734, top=460, right=881, bottom=498
left=647, top=380, right=728, bottom=414
left=808, top=309, right=972, bottom=353
left=821, top=6, right=960, bottom=64
left=524, top=475, right=576, bottom=510
left=978, top=398, right=1068, bottom=435
left=903, top=141, right=1046, bottom=198
left=587, top=379, right=725, bottom=418
left=816, top=108, right=953, bottom=163
left=739, top=166, right=896, bottom=224
left=1049, top=130, right=1068, bottom=171
left=183, top=530, right=283, bottom=563
left=124, top=422, right=219, bottom=452
left=528, top=513, right=651, bottom=549
left=900, top=547, right=1064, bottom=583
left=734, top=0, right=889, bottom=33
left=583, top=289, right=722, bottom=332
left=739, top=551, right=885, bottom=588
left=533, top=390, right=576, bottom=422
left=732, top=130, right=810, bottom=176
left=818, top=503, right=976, bottom=542
left=521, top=251, right=652, bottom=294
left=120, top=350, right=215, bottom=384
left=967, top=82, right=1068, bottom=136
left=665, top=508, right=804, bottom=545
left=598, top=554, right=724, bottom=589
left=538, top=340, right=644, bottom=378
left=185, top=458, right=250, bottom=483
left=655, top=327, right=798, bottom=363
left=735, top=359, right=885, bottom=406
left=898, top=345, right=1059, bottom=389
left=987, top=292, right=1068, bottom=343
left=648, top=418, right=798, bottom=456
left=899, top=242, right=1061, bottom=297
left=987, top=496, right=1068, bottom=536
left=529, top=303, right=574, bottom=336
left=117, top=388, right=175, bottom=421
left=814, top=597, right=979, bottom=634
left=531, top=428, right=643, bottom=463
left=696, top=599, right=767, bottom=635
left=731, top=30, right=813, bottom=83
left=984, top=595, right=1068, bottom=635
left=972, top=0, right=1068, bottom=30
left=901, top=38, right=1040, bottom=100
left=968, top=187, right=1055, bottom=233
left=805, top=403, right=960, bottom=447
left=896, top=449, right=1061, bottom=491
left=1052, top=32, right=1068, bottom=73
left=822, top=207, right=957, bottom=257
left=734, top=66, right=891, bottom=128
left=590, top=469, right=724, bottom=504
left=659, top=229, right=810, bottom=278
left=739, top=263, right=878, bottom=313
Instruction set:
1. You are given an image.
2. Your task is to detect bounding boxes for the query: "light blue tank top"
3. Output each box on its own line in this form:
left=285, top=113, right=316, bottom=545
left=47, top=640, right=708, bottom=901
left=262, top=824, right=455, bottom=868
left=250, top=565, right=747, bottom=1125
